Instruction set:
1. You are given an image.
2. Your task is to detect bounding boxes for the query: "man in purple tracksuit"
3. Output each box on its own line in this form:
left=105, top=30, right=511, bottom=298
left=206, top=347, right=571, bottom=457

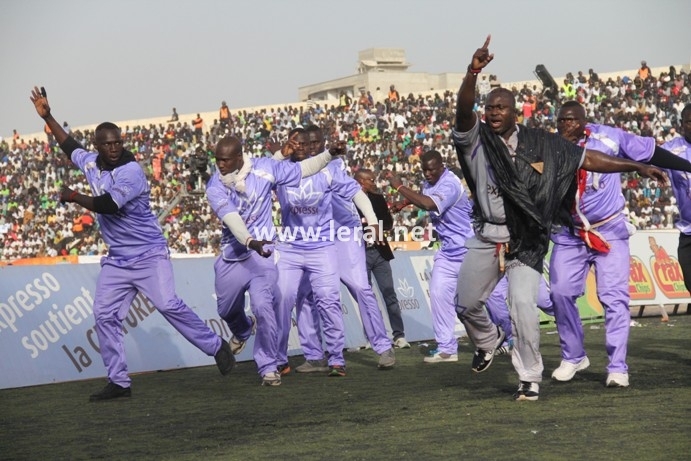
left=206, top=135, right=333, bottom=386
left=289, top=127, right=396, bottom=373
left=551, top=101, right=691, bottom=387
left=273, top=129, right=360, bottom=377
left=388, top=150, right=474, bottom=363
left=30, top=87, right=235, bottom=401
left=662, top=104, right=691, bottom=293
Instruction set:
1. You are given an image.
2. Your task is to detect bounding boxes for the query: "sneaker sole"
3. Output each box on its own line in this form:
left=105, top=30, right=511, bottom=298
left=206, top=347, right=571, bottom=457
left=606, top=380, right=629, bottom=388
left=424, top=356, right=458, bottom=363
left=515, top=394, right=539, bottom=401
left=215, top=341, right=236, bottom=376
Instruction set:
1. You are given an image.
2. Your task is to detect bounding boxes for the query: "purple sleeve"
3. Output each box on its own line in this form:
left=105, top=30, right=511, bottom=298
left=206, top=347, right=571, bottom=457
left=595, top=124, right=656, bottom=162
left=70, top=148, right=95, bottom=171
left=327, top=161, right=360, bottom=200
left=206, top=175, right=239, bottom=220
left=428, top=177, right=461, bottom=214
left=616, top=131, right=655, bottom=162
left=272, top=158, right=303, bottom=187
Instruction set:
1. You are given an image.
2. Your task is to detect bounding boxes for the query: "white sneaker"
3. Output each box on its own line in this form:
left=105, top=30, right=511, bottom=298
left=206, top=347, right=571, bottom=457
left=494, top=344, right=512, bottom=356
left=230, top=315, right=256, bottom=355
left=377, top=348, right=396, bottom=369
left=551, top=356, right=590, bottom=381
left=606, top=372, right=629, bottom=388
left=423, top=350, right=458, bottom=363
left=261, top=371, right=282, bottom=386
left=394, top=337, right=411, bottom=349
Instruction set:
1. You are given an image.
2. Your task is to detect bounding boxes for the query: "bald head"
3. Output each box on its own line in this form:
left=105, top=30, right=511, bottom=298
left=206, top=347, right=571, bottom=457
left=214, top=136, right=243, bottom=175
left=355, top=168, right=377, bottom=193
left=215, top=136, right=242, bottom=156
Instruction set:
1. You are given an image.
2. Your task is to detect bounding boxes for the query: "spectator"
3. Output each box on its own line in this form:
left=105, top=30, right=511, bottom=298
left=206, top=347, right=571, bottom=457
left=388, top=85, right=400, bottom=103
left=219, top=101, right=230, bottom=128
left=2, top=58, right=689, bottom=263
left=638, top=60, right=652, bottom=80
left=192, top=113, right=204, bottom=140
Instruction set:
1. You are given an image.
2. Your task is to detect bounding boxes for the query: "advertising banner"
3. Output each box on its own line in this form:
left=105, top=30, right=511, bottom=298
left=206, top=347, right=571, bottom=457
left=2, top=231, right=687, bottom=389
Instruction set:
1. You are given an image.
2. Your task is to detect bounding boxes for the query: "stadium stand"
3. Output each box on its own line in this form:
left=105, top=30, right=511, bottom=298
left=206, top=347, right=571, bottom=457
left=1, top=64, right=689, bottom=262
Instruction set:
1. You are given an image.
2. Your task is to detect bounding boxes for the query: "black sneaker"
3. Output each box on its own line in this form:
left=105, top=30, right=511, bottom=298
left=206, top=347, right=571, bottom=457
left=89, top=382, right=131, bottom=402
left=513, top=381, right=540, bottom=401
left=471, top=326, right=505, bottom=373
left=214, top=339, right=236, bottom=376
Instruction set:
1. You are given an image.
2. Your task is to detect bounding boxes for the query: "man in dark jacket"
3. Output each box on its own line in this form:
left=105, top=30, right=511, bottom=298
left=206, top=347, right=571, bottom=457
left=354, top=169, right=410, bottom=348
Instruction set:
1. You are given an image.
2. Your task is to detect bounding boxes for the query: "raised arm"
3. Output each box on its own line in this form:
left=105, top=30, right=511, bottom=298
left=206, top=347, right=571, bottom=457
left=30, top=86, right=83, bottom=160
left=455, top=35, right=494, bottom=132
left=29, top=87, right=70, bottom=146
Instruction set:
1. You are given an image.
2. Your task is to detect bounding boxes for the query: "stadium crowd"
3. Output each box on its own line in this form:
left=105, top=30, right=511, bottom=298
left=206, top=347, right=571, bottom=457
left=1, top=64, right=689, bottom=261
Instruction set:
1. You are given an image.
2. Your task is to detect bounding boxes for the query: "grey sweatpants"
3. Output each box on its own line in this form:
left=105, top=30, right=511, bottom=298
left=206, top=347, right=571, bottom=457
left=455, top=237, right=544, bottom=383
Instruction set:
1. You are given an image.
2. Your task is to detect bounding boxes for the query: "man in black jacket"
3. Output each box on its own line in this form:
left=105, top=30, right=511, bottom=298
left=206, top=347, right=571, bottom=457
left=354, top=169, right=410, bottom=348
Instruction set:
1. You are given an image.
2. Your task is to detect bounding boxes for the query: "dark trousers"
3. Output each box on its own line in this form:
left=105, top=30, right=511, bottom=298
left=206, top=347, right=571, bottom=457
left=366, top=247, right=405, bottom=340
left=678, top=233, right=691, bottom=293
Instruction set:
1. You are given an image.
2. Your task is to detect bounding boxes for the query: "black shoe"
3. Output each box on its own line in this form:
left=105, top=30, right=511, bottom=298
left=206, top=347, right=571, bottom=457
left=214, top=339, right=236, bottom=376
left=89, top=382, right=131, bottom=402
left=472, top=326, right=505, bottom=373
left=513, top=381, right=540, bottom=401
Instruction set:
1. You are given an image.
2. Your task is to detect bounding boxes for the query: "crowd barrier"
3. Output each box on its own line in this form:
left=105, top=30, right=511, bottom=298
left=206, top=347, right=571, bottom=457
left=1, top=230, right=688, bottom=389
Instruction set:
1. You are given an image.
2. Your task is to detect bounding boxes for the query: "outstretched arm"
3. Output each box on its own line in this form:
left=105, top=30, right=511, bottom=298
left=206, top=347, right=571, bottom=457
left=649, top=146, right=691, bottom=172
left=455, top=35, right=494, bottom=132
left=583, top=149, right=668, bottom=184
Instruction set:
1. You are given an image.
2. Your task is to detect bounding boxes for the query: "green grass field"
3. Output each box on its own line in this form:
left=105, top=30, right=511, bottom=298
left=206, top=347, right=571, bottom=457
left=2, top=314, right=690, bottom=461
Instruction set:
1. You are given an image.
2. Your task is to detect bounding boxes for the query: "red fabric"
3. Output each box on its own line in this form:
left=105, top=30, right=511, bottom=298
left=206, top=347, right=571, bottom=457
left=577, top=228, right=611, bottom=253
left=574, top=128, right=610, bottom=253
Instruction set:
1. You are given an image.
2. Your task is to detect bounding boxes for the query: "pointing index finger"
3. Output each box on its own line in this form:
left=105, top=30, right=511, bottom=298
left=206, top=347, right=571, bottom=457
left=481, top=34, right=491, bottom=50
